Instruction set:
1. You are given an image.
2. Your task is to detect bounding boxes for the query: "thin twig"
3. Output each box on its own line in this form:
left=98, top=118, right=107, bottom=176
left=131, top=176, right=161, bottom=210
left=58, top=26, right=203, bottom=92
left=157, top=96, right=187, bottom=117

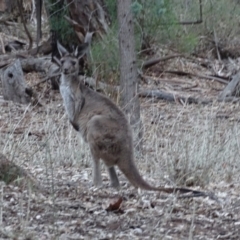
left=32, top=73, right=60, bottom=87
left=163, top=70, right=229, bottom=85
left=142, top=54, right=183, bottom=70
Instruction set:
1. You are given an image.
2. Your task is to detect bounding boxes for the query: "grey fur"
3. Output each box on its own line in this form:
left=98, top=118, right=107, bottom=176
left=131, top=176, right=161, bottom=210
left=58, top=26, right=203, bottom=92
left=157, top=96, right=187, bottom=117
left=57, top=42, right=207, bottom=197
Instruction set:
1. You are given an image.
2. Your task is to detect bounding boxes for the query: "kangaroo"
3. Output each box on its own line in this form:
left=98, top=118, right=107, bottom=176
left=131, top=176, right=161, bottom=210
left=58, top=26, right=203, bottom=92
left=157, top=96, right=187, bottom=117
left=57, top=41, right=206, bottom=197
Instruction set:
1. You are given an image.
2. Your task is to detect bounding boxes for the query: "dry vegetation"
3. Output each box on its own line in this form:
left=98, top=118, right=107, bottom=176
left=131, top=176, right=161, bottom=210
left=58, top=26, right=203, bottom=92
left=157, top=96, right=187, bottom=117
left=1, top=58, right=240, bottom=239
left=0, top=0, right=240, bottom=239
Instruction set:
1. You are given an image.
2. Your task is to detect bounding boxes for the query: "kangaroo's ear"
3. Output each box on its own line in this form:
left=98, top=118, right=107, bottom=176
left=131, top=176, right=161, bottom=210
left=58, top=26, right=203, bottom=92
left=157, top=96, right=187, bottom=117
left=75, top=42, right=89, bottom=59
left=57, top=41, right=69, bottom=57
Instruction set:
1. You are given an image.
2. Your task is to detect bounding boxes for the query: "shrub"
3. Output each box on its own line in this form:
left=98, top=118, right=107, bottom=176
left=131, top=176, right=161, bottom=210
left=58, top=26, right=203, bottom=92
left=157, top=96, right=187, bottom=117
left=45, top=0, right=77, bottom=45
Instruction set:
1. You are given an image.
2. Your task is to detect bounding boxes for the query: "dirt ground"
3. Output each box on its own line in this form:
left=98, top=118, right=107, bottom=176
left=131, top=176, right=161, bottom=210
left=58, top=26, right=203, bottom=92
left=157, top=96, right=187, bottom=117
left=0, top=60, right=240, bottom=239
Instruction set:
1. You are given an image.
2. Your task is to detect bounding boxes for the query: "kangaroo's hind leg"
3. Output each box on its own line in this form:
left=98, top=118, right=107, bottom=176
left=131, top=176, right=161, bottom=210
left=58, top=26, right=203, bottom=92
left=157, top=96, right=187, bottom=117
left=87, top=115, right=120, bottom=188
left=107, top=166, right=120, bottom=189
left=90, top=148, right=120, bottom=188
left=89, top=147, right=102, bottom=187
left=89, top=146, right=120, bottom=188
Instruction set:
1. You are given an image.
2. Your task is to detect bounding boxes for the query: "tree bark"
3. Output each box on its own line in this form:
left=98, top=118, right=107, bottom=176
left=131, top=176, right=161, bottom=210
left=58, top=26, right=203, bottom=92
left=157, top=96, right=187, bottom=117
left=65, top=0, right=109, bottom=43
left=2, top=59, right=32, bottom=104
left=117, top=0, right=142, bottom=149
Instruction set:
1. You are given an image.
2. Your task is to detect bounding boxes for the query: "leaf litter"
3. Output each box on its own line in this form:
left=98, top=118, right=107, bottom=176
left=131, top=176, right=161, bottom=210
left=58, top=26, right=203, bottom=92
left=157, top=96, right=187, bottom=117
left=0, top=56, right=240, bottom=239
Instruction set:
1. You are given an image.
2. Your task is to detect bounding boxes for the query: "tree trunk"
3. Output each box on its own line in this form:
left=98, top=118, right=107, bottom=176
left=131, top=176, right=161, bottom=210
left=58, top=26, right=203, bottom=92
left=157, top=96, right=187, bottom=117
left=117, top=0, right=142, bottom=149
left=2, top=59, right=32, bottom=104
left=64, top=0, right=109, bottom=43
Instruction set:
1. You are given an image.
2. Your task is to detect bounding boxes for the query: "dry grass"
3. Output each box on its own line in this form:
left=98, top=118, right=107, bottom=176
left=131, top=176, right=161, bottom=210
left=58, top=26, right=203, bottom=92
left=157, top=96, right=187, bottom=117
left=141, top=101, right=240, bottom=187
left=1, top=1, right=240, bottom=238
left=0, top=75, right=240, bottom=239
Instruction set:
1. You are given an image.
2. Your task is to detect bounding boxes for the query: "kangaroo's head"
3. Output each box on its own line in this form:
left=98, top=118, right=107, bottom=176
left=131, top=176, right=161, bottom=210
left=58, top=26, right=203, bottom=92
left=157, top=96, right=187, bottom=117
left=57, top=41, right=89, bottom=76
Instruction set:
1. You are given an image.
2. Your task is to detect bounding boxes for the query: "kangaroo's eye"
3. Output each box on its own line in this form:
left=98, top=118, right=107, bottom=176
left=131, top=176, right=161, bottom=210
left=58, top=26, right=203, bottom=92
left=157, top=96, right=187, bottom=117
left=71, top=61, right=77, bottom=65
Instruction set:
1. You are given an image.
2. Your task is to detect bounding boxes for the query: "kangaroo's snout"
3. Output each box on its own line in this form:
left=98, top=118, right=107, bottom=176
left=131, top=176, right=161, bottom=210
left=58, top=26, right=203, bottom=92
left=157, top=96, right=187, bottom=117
left=63, top=68, right=69, bottom=74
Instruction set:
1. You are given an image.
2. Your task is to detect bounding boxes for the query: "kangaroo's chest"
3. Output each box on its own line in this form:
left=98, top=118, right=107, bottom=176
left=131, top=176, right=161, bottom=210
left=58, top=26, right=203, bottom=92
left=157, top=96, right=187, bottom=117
left=60, top=85, right=74, bottom=110
left=60, top=74, right=80, bottom=96
left=60, top=79, right=82, bottom=118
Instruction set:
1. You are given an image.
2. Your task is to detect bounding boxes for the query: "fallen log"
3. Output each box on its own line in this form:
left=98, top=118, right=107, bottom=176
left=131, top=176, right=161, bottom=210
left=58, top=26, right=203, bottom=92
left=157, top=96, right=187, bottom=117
left=78, top=76, right=212, bottom=105
left=142, top=54, right=183, bottom=70
left=139, top=89, right=212, bottom=105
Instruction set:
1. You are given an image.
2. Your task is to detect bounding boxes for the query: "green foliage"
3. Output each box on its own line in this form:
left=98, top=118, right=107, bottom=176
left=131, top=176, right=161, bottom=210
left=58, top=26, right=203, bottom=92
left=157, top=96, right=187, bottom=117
left=90, top=28, right=120, bottom=83
left=132, top=0, right=176, bottom=47
left=92, top=0, right=178, bottom=81
left=178, top=33, right=198, bottom=53
left=104, top=0, right=117, bottom=23
left=45, top=0, right=76, bottom=44
left=90, top=0, right=240, bottom=81
left=168, top=0, right=240, bottom=53
left=131, top=1, right=143, bottom=15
